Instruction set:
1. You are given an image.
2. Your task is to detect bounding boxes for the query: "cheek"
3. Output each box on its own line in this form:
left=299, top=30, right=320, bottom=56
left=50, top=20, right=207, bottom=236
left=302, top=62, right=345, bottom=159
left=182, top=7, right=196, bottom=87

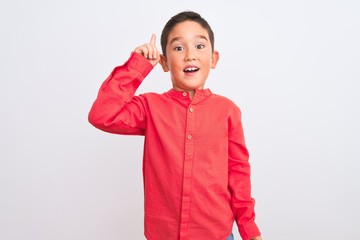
left=204, top=59, right=212, bottom=68
left=168, top=59, right=182, bottom=71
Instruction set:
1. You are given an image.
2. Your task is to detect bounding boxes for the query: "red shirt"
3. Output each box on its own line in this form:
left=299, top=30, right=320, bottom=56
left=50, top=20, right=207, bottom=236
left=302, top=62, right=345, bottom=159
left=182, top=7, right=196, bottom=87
left=88, top=52, right=261, bottom=240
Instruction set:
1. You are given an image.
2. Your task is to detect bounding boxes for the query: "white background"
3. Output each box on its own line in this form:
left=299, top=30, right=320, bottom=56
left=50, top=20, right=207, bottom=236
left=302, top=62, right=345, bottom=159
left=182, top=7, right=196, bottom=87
left=1, top=0, right=359, bottom=239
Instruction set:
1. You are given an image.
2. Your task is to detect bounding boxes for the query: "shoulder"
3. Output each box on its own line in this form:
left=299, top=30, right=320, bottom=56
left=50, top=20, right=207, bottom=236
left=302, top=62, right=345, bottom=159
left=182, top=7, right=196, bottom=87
left=210, top=93, right=241, bottom=111
left=140, top=91, right=168, bottom=98
left=138, top=91, right=172, bottom=103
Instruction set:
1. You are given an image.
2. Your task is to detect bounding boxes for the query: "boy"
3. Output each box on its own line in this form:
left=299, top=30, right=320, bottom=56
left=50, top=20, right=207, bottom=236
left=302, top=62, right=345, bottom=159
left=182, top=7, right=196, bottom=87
left=89, top=11, right=262, bottom=240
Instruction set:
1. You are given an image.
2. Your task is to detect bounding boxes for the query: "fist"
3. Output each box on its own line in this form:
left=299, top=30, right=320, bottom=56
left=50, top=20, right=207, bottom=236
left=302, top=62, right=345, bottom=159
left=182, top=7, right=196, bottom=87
left=134, top=34, right=160, bottom=66
left=251, top=236, right=262, bottom=240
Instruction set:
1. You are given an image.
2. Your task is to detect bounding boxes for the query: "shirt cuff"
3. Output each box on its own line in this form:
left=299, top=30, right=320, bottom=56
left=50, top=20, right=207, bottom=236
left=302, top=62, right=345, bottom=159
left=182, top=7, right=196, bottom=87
left=126, top=52, right=154, bottom=78
left=238, top=221, right=261, bottom=240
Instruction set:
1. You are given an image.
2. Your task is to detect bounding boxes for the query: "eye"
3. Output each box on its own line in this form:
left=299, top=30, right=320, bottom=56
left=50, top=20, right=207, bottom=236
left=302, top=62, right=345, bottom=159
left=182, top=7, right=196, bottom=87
left=196, top=44, right=205, bottom=49
left=174, top=46, right=184, bottom=51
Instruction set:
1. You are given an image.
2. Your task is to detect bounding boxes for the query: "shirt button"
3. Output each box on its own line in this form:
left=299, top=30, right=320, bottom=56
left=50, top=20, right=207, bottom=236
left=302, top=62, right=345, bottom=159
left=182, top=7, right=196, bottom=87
left=189, top=107, right=194, bottom=113
left=187, top=135, right=192, bottom=140
left=182, top=92, right=187, bottom=97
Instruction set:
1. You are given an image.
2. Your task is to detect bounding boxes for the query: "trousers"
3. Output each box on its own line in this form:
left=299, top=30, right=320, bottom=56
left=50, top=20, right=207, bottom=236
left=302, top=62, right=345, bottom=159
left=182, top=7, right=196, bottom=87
left=226, top=233, right=234, bottom=240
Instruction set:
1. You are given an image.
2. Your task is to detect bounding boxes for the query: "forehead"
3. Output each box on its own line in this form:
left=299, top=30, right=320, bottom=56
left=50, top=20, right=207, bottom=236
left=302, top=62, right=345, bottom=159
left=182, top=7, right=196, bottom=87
left=167, top=21, right=209, bottom=42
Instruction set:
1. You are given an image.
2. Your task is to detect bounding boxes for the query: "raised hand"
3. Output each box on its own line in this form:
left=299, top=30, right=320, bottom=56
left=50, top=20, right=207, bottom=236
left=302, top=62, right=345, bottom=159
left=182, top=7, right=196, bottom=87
left=134, top=34, right=161, bottom=66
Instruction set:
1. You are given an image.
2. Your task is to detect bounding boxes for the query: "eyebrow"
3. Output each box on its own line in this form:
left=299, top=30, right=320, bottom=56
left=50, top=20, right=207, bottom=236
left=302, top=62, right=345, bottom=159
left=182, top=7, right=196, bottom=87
left=169, top=35, right=209, bottom=45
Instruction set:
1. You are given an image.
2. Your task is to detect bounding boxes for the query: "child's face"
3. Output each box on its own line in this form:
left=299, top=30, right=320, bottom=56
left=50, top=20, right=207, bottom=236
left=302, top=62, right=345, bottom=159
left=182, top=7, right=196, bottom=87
left=160, top=21, right=219, bottom=93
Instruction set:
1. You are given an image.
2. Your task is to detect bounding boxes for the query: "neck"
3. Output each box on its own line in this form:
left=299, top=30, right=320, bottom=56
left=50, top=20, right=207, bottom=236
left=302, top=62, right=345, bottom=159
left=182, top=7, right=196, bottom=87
left=189, top=90, right=195, bottom=99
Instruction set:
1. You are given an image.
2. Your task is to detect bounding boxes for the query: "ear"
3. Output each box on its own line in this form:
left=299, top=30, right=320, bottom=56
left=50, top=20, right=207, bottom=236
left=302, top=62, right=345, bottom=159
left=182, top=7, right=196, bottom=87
left=159, top=54, right=169, bottom=72
left=210, top=50, right=220, bottom=69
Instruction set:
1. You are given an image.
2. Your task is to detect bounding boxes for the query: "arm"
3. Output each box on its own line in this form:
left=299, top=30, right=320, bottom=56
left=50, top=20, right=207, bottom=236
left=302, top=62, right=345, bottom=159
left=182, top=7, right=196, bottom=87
left=228, top=106, right=261, bottom=240
left=88, top=35, right=160, bottom=135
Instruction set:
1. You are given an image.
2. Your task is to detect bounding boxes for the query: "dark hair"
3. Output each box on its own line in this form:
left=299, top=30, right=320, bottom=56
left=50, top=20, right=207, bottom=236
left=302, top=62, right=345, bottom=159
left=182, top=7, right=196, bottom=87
left=160, top=11, right=215, bottom=56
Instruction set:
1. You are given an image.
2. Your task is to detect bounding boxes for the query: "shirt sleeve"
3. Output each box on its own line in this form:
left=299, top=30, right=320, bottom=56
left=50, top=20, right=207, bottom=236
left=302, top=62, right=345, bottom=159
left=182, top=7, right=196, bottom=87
left=88, top=52, right=153, bottom=135
left=228, top=105, right=261, bottom=240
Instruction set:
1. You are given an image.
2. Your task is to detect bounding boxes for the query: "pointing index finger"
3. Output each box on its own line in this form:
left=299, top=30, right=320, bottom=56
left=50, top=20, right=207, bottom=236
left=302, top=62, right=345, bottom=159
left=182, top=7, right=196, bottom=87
left=150, top=34, right=156, bottom=45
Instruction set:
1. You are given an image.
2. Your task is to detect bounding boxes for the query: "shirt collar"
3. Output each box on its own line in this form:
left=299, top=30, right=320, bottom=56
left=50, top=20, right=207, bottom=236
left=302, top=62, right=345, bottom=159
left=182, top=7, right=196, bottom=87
left=166, top=88, right=213, bottom=105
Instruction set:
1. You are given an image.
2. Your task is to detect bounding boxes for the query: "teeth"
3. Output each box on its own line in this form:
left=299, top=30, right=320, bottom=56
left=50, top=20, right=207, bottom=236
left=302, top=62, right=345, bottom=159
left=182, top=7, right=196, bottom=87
left=184, top=67, right=199, bottom=72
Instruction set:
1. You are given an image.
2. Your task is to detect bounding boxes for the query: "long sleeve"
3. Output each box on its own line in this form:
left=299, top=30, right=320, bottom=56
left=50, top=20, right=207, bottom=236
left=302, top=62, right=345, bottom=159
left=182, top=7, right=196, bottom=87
left=227, top=106, right=261, bottom=240
left=88, top=52, right=153, bottom=135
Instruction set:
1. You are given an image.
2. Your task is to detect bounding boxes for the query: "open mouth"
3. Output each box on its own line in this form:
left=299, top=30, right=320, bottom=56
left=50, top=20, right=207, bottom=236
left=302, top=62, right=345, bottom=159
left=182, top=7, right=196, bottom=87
left=184, top=67, right=199, bottom=73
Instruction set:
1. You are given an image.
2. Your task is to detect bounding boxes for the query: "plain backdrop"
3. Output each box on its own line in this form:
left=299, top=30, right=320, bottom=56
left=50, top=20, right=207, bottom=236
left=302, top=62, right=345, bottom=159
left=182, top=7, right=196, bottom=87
left=1, top=0, right=359, bottom=239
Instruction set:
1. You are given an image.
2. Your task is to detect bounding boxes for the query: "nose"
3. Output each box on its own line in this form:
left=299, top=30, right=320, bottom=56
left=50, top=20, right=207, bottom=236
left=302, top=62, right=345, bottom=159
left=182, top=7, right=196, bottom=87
left=185, top=48, right=196, bottom=61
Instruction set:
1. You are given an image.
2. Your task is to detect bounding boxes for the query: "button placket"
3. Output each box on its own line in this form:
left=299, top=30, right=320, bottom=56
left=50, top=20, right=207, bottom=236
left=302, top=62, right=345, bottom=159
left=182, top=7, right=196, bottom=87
left=179, top=103, right=196, bottom=238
